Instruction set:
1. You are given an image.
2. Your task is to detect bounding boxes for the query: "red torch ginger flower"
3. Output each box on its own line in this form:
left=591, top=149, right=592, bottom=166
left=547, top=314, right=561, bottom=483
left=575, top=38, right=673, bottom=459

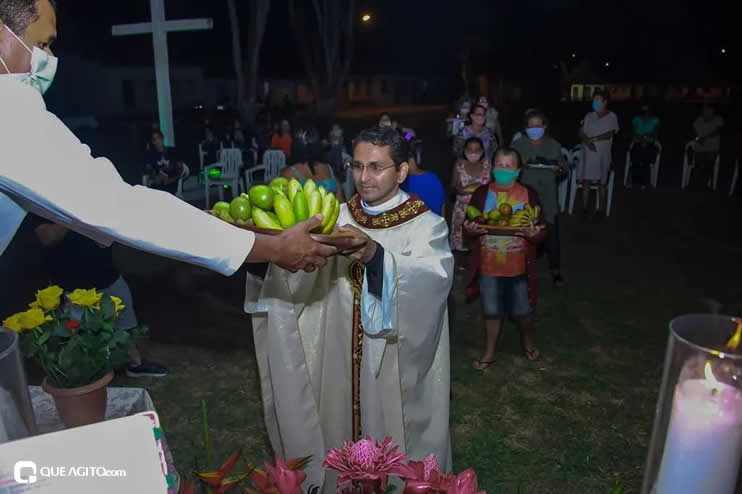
left=448, top=468, right=485, bottom=494
left=66, top=319, right=80, bottom=333
left=264, top=456, right=306, bottom=494
left=322, top=436, right=416, bottom=490
left=403, top=454, right=452, bottom=493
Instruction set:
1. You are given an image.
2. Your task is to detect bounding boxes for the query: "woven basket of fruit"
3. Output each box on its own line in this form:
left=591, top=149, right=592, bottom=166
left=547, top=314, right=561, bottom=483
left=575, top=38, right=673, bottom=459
left=466, top=203, right=541, bottom=236
left=206, top=177, right=352, bottom=241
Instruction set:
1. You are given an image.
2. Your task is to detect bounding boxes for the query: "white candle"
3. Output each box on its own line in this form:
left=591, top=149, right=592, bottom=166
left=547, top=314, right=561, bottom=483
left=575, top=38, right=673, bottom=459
left=655, top=377, right=742, bottom=494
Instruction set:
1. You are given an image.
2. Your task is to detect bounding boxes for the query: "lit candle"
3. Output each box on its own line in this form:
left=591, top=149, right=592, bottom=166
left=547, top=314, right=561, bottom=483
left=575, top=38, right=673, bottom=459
left=655, top=363, right=742, bottom=493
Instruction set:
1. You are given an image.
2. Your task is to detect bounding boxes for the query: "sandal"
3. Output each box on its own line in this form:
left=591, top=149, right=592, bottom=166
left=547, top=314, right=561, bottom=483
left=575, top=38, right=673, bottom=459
left=524, top=347, right=541, bottom=362
left=472, top=358, right=496, bottom=371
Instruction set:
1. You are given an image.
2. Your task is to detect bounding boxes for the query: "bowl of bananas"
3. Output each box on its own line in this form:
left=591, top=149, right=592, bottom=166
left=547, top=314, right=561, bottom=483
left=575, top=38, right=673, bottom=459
left=465, top=203, right=542, bottom=236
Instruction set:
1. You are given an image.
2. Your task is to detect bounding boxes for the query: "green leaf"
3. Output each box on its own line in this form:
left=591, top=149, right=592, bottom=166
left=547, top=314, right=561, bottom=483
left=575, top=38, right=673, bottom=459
left=100, top=296, right=115, bottom=319
left=53, top=324, right=70, bottom=337
left=37, top=332, right=50, bottom=345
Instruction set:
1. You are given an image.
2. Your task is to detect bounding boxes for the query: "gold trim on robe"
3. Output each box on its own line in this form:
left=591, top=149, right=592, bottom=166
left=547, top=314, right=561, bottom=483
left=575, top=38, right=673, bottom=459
left=347, top=193, right=429, bottom=229
left=347, top=261, right=365, bottom=441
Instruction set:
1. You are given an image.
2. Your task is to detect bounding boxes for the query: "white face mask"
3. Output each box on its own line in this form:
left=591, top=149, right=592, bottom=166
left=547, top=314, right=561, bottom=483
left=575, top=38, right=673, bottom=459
left=0, top=25, right=58, bottom=94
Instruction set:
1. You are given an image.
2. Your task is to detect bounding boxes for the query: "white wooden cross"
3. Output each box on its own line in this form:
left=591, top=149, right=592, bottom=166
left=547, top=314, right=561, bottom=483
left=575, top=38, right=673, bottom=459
left=112, top=0, right=213, bottom=147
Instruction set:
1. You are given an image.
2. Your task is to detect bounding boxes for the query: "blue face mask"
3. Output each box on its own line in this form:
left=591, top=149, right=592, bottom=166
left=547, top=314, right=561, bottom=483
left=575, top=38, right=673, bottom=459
left=493, top=168, right=520, bottom=185
left=525, top=127, right=545, bottom=140
left=592, top=100, right=603, bottom=112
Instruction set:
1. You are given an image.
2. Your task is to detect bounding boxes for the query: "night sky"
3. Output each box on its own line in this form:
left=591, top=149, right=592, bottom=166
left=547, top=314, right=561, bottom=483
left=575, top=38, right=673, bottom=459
left=53, top=0, right=737, bottom=82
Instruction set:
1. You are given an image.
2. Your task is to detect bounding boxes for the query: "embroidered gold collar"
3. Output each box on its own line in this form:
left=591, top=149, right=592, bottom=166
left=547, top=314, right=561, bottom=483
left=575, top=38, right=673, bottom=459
left=347, top=193, right=429, bottom=229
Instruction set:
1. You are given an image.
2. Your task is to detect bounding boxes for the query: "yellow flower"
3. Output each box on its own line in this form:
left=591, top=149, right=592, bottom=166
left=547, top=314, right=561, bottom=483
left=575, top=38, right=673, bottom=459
left=3, top=313, right=24, bottom=332
left=109, top=296, right=126, bottom=316
left=35, top=285, right=63, bottom=311
left=67, top=288, right=103, bottom=308
left=17, top=308, right=53, bottom=330
left=28, top=301, right=42, bottom=310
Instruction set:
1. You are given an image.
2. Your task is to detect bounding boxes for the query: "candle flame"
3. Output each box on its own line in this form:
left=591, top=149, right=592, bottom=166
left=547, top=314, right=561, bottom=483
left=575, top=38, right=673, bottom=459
left=704, top=361, right=720, bottom=393
left=726, top=318, right=742, bottom=350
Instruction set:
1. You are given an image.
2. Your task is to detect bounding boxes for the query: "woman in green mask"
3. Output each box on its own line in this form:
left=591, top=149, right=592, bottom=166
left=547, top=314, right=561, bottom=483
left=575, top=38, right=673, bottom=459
left=464, top=148, right=546, bottom=369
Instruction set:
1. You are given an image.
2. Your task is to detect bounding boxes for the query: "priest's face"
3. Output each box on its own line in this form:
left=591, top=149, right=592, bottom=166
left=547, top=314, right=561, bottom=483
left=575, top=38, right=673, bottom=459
left=352, top=141, right=408, bottom=206
left=0, top=0, right=56, bottom=73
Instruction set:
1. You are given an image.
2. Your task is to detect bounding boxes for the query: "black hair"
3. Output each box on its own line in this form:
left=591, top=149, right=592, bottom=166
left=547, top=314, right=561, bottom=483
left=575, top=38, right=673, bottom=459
left=378, top=112, right=391, bottom=122
left=151, top=128, right=164, bottom=139
left=470, top=104, right=486, bottom=116
left=523, top=108, right=549, bottom=129
left=462, top=136, right=484, bottom=159
left=353, top=126, right=408, bottom=167
left=494, top=146, right=523, bottom=168
left=291, top=127, right=323, bottom=172
left=592, top=89, right=609, bottom=101
left=0, top=0, right=55, bottom=34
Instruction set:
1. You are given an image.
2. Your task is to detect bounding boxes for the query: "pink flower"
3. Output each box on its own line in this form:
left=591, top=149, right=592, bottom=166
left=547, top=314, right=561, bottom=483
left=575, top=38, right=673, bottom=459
left=264, top=456, right=307, bottom=494
left=403, top=454, right=450, bottom=494
left=448, top=468, right=486, bottom=494
left=323, top=436, right=416, bottom=490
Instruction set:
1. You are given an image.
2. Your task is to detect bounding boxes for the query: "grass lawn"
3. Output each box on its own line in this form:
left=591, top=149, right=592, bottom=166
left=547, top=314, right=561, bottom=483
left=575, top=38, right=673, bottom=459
left=5, top=107, right=741, bottom=493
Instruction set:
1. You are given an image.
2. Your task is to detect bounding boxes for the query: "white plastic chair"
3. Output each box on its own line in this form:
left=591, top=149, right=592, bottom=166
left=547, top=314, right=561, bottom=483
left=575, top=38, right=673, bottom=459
left=730, top=160, right=739, bottom=197
left=568, top=144, right=615, bottom=216
left=624, top=141, right=662, bottom=189
left=199, top=142, right=223, bottom=170
left=681, top=140, right=720, bottom=190
left=244, top=149, right=286, bottom=189
left=204, top=148, right=243, bottom=209
left=142, top=163, right=190, bottom=199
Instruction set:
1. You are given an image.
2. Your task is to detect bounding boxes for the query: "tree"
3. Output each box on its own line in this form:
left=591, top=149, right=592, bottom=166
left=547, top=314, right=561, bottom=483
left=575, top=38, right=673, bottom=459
left=226, top=0, right=271, bottom=125
left=288, top=0, right=356, bottom=117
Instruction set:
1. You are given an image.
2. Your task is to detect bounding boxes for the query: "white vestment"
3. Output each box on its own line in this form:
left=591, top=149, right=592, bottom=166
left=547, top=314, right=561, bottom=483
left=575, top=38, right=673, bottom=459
left=0, top=77, right=253, bottom=274
left=245, top=190, right=454, bottom=492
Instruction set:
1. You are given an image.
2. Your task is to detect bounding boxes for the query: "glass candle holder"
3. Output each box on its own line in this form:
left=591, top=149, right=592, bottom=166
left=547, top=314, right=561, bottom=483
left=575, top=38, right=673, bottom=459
left=642, top=314, right=742, bottom=494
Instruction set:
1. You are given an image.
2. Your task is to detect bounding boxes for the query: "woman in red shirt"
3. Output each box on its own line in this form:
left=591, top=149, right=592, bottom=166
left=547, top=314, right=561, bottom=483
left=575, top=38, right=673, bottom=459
left=271, top=119, right=293, bottom=158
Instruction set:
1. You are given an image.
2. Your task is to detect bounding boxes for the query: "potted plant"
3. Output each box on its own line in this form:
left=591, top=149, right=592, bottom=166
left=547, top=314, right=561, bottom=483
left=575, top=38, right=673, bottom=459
left=2, top=285, right=146, bottom=428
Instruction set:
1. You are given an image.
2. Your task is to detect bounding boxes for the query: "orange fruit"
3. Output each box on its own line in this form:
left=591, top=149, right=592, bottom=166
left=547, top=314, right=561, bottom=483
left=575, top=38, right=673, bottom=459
left=498, top=203, right=512, bottom=217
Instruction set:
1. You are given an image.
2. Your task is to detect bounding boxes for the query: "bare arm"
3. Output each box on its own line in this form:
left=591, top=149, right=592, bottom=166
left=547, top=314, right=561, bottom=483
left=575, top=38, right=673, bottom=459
left=449, top=162, right=461, bottom=194
left=34, top=223, right=69, bottom=248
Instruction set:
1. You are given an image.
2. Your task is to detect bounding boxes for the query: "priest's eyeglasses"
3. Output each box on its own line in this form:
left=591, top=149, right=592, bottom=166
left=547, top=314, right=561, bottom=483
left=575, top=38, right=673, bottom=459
left=349, top=161, right=397, bottom=175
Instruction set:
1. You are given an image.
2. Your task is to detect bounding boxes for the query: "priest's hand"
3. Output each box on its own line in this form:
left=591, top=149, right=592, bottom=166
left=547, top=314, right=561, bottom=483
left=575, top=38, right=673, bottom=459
left=248, top=216, right=337, bottom=272
left=335, top=225, right=377, bottom=264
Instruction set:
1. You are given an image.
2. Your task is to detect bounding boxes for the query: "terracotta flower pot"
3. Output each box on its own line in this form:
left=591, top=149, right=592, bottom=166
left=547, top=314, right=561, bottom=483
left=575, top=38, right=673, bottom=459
left=41, top=372, right=113, bottom=428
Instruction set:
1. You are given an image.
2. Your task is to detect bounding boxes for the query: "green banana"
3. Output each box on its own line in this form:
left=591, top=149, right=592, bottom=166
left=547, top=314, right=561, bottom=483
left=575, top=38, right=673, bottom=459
left=466, top=205, right=483, bottom=220
left=252, top=208, right=283, bottom=231
left=287, top=178, right=303, bottom=203
left=308, top=190, right=322, bottom=217
left=317, top=185, right=327, bottom=200
left=292, top=191, right=310, bottom=222
left=320, top=193, right=336, bottom=229
left=273, top=194, right=297, bottom=229
left=304, top=178, right=317, bottom=197
left=321, top=199, right=341, bottom=234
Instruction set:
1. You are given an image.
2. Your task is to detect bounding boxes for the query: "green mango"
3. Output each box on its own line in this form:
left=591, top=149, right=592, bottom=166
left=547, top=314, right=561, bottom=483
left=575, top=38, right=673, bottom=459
left=292, top=191, right=310, bottom=222
left=321, top=199, right=341, bottom=234
left=317, top=185, right=327, bottom=200
left=274, top=194, right=297, bottom=229
left=320, top=193, right=336, bottom=229
left=252, top=208, right=283, bottom=230
left=466, top=205, right=483, bottom=220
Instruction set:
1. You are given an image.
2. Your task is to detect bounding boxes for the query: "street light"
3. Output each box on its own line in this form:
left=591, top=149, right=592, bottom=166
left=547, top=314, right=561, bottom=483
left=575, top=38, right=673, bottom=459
left=571, top=53, right=576, bottom=58
left=604, top=61, right=610, bottom=67
left=361, top=13, right=371, bottom=23
left=721, top=48, right=727, bottom=54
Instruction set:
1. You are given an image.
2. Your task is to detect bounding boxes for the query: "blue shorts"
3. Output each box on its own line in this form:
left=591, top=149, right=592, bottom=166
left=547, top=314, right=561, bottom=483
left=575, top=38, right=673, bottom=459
left=480, top=274, right=531, bottom=320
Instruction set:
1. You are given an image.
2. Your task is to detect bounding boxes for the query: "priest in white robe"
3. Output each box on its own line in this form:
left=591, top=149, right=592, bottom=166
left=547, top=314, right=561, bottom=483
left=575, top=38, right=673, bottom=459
left=0, top=2, right=342, bottom=274
left=246, top=127, right=454, bottom=492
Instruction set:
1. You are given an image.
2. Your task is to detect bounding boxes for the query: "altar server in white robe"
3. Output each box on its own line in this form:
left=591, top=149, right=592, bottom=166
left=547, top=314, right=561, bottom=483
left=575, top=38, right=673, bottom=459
left=0, top=0, right=344, bottom=274
left=246, top=127, right=454, bottom=492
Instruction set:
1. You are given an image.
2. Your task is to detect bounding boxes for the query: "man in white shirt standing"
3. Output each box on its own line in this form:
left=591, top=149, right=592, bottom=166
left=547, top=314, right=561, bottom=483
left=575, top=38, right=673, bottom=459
left=692, top=103, right=724, bottom=190
left=0, top=0, right=358, bottom=275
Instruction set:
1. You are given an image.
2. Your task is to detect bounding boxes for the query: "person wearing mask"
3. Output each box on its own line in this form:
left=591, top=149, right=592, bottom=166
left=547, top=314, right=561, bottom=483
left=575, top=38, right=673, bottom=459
left=270, top=119, right=293, bottom=158
left=400, top=149, right=446, bottom=217
left=449, top=137, right=491, bottom=252
left=578, top=90, right=619, bottom=218
left=281, top=127, right=345, bottom=202
left=691, top=103, right=724, bottom=190
left=464, top=147, right=546, bottom=369
left=144, top=129, right=184, bottom=195
left=0, top=0, right=355, bottom=280
left=629, top=104, right=660, bottom=189
left=455, top=104, right=495, bottom=162
left=512, top=109, right=567, bottom=287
